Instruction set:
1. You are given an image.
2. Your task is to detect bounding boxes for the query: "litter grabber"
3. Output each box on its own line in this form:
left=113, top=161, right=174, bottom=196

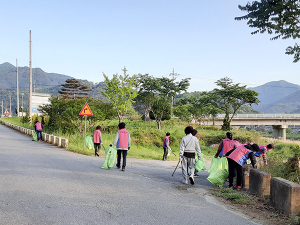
left=168, top=147, right=176, bottom=156
left=172, top=158, right=182, bottom=176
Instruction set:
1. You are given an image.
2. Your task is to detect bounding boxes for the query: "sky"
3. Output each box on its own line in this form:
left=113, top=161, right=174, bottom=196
left=1, top=0, right=299, bottom=92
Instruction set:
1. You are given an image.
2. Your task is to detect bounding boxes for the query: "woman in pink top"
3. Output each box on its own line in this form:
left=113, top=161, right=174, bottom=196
left=93, top=125, right=102, bottom=157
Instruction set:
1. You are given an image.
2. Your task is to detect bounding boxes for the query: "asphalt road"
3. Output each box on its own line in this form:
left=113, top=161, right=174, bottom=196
left=0, top=124, right=260, bottom=225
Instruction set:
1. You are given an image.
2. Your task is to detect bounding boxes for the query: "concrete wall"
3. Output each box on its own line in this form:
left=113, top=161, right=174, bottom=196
left=249, top=169, right=271, bottom=197
left=270, top=177, right=300, bottom=215
left=0, top=121, right=68, bottom=149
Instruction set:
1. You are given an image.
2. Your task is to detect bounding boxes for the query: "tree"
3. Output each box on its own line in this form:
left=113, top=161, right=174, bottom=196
left=213, top=77, right=260, bottom=130
left=58, top=79, right=92, bottom=99
left=135, top=74, right=190, bottom=129
left=235, top=0, right=300, bottom=62
left=40, top=96, right=116, bottom=135
left=102, top=67, right=137, bottom=123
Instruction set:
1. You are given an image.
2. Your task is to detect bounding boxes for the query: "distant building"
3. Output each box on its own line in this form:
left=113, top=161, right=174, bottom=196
left=32, top=93, right=51, bottom=116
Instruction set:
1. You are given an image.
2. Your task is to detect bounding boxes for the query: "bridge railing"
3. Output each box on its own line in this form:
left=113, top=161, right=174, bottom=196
left=214, top=114, right=300, bottom=119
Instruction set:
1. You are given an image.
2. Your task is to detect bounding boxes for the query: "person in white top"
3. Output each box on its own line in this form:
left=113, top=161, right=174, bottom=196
left=179, top=126, right=201, bottom=185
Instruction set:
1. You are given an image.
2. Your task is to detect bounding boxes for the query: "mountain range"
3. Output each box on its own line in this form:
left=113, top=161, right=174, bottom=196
left=1, top=62, right=300, bottom=114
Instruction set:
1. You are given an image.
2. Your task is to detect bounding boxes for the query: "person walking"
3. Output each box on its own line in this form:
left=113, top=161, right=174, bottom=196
left=93, top=125, right=102, bottom=157
left=162, top=132, right=170, bottom=161
left=226, top=143, right=259, bottom=189
left=35, top=120, right=43, bottom=141
left=179, top=126, right=201, bottom=185
left=214, top=132, right=235, bottom=158
left=110, top=122, right=131, bottom=171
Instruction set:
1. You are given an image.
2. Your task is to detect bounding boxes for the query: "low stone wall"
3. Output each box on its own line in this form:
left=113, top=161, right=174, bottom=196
left=249, top=169, right=271, bottom=197
left=0, top=120, right=68, bottom=149
left=270, top=177, right=300, bottom=215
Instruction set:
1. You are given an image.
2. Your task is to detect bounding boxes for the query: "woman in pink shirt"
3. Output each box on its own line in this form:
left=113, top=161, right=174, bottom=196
left=93, top=125, right=102, bottom=157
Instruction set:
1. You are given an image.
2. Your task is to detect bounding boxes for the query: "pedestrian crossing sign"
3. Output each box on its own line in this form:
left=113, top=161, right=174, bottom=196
left=79, top=102, right=93, bottom=116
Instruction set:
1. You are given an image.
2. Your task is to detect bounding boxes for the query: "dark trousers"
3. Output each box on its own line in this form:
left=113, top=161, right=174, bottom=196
left=94, top=143, right=100, bottom=156
left=163, top=147, right=168, bottom=160
left=228, top=158, right=243, bottom=187
left=117, top=150, right=127, bottom=168
left=36, top=130, right=42, bottom=141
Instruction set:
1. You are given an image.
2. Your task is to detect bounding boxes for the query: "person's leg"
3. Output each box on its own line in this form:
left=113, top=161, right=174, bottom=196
left=236, top=164, right=243, bottom=187
left=40, top=131, right=43, bottom=141
left=188, top=157, right=195, bottom=185
left=181, top=156, right=188, bottom=184
left=163, top=148, right=167, bottom=160
left=37, top=131, right=41, bottom=141
left=122, top=150, right=127, bottom=170
left=94, top=144, right=100, bottom=156
left=116, top=150, right=121, bottom=168
left=228, top=158, right=235, bottom=187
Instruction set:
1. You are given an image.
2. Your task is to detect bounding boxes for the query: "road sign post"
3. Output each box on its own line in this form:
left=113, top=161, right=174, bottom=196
left=79, top=103, right=93, bottom=147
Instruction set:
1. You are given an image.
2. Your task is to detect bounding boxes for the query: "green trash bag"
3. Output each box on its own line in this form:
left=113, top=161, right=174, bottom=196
left=102, top=146, right=117, bottom=169
left=207, top=157, right=229, bottom=187
left=208, top=157, right=221, bottom=174
left=194, top=153, right=206, bottom=171
left=85, top=136, right=94, bottom=150
left=32, top=132, right=37, bottom=141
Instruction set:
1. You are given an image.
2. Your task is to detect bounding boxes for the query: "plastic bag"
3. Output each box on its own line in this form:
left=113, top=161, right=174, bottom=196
left=85, top=136, right=94, bottom=150
left=32, top=132, right=37, bottom=141
left=207, top=157, right=229, bottom=187
left=194, top=153, right=206, bottom=171
left=102, top=146, right=117, bottom=169
left=208, top=157, right=220, bottom=174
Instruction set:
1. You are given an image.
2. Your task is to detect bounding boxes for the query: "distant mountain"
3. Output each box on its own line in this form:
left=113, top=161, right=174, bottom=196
left=250, top=80, right=300, bottom=113
left=0, top=62, right=73, bottom=89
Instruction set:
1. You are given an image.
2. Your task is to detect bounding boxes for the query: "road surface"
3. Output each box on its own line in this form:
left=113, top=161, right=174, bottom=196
left=0, top=124, right=260, bottom=225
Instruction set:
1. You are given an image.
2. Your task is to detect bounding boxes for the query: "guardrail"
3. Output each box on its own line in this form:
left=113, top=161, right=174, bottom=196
left=214, top=114, right=300, bottom=119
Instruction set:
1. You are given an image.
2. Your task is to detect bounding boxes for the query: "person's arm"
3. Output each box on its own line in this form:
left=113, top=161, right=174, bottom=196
left=262, top=149, right=267, bottom=164
left=214, top=141, right=223, bottom=157
left=225, top=148, right=235, bottom=157
left=99, top=132, right=102, bottom=144
left=248, top=152, right=257, bottom=168
left=195, top=139, right=201, bottom=160
left=111, top=132, right=119, bottom=146
left=165, top=138, right=169, bottom=147
left=179, top=138, right=185, bottom=158
left=128, top=133, right=131, bottom=149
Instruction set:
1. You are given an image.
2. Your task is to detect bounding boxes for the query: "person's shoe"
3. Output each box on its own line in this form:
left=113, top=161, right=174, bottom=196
left=182, top=179, right=188, bottom=185
left=236, top=186, right=242, bottom=191
left=116, top=164, right=120, bottom=169
left=189, top=176, right=195, bottom=185
left=194, top=173, right=199, bottom=178
left=122, top=167, right=125, bottom=171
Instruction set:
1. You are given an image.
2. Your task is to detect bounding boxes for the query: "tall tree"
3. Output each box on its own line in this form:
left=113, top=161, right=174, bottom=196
left=58, top=79, right=92, bottom=99
left=135, top=74, right=190, bottom=129
left=102, top=67, right=137, bottom=123
left=235, top=0, right=300, bottom=62
left=213, top=77, right=260, bottom=130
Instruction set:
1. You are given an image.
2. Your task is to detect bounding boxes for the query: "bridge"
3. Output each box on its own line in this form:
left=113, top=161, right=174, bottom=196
left=202, top=114, right=300, bottom=141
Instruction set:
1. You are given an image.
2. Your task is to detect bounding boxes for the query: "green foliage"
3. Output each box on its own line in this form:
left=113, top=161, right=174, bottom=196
left=235, top=0, right=300, bottom=62
left=102, top=67, right=137, bottom=123
left=20, top=110, right=29, bottom=124
left=40, top=96, right=116, bottom=135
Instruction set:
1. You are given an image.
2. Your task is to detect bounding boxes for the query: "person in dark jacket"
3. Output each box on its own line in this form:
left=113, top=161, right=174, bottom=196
left=35, top=121, right=43, bottom=141
left=226, top=143, right=259, bottom=189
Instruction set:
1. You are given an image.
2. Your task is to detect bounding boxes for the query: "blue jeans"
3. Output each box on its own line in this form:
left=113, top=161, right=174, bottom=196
left=36, top=130, right=43, bottom=141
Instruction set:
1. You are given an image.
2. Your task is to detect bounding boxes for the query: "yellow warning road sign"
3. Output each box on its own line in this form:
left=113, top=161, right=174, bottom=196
left=79, top=102, right=93, bottom=116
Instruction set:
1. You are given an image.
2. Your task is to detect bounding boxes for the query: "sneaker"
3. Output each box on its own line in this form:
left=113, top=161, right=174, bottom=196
left=194, top=173, right=199, bottom=177
left=189, top=176, right=195, bottom=185
left=236, top=186, right=242, bottom=191
left=122, top=167, right=125, bottom=171
left=116, top=164, right=120, bottom=169
left=182, top=179, right=188, bottom=184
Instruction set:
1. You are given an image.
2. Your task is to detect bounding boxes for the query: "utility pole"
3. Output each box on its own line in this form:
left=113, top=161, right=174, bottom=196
left=9, top=91, right=11, bottom=116
left=21, top=93, right=24, bottom=117
left=1, top=101, right=3, bottom=118
left=16, top=59, right=19, bottom=117
left=29, top=30, right=32, bottom=121
left=169, top=68, right=180, bottom=117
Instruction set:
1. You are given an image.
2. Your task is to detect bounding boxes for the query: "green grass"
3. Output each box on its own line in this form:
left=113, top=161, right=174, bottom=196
left=212, top=187, right=250, bottom=204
